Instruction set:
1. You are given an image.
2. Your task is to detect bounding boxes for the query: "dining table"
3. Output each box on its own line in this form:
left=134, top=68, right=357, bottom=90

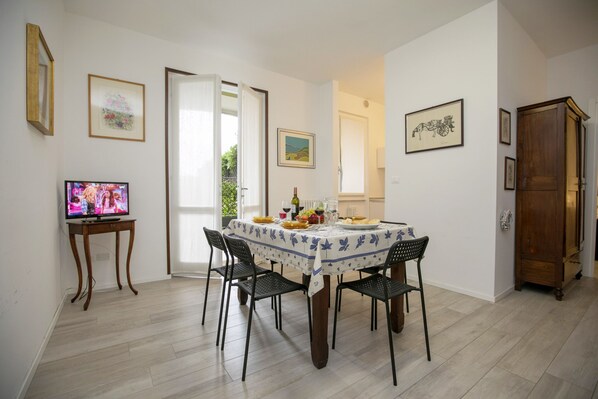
left=224, top=218, right=417, bottom=369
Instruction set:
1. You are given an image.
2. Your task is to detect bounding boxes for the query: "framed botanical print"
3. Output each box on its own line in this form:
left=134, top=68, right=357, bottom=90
left=505, top=156, right=516, bottom=190
left=499, top=108, right=511, bottom=145
left=88, top=74, right=145, bottom=142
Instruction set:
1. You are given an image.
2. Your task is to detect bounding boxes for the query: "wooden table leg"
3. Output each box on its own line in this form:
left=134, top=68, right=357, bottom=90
left=310, top=274, right=330, bottom=369
left=83, top=233, right=93, bottom=311
left=69, top=233, right=83, bottom=303
left=126, top=227, right=138, bottom=295
left=115, top=231, right=123, bottom=290
left=390, top=261, right=405, bottom=333
left=237, top=278, right=248, bottom=305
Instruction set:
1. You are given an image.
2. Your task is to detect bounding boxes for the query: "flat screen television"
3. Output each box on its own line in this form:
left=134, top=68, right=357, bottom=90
left=65, top=180, right=129, bottom=221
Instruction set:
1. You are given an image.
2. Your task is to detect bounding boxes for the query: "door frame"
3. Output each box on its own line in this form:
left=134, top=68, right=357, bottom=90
left=582, top=97, right=598, bottom=278
left=164, top=67, right=269, bottom=274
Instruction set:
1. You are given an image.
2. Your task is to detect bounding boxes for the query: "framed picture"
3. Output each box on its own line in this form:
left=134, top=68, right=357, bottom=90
left=88, top=74, right=145, bottom=142
left=499, top=108, right=511, bottom=145
left=277, top=128, right=315, bottom=168
left=505, top=156, right=516, bottom=190
left=26, top=23, right=54, bottom=136
left=405, top=99, right=463, bottom=154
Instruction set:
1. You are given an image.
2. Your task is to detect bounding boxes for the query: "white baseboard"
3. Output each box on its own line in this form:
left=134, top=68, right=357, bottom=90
left=18, top=290, right=68, bottom=399
left=69, top=274, right=172, bottom=293
left=493, top=285, right=515, bottom=303
left=408, top=274, right=495, bottom=302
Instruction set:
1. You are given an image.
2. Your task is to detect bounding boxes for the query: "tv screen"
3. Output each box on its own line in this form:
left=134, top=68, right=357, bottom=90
left=65, top=181, right=129, bottom=220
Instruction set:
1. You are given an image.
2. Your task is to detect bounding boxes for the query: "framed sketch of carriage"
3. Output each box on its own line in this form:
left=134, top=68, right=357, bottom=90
left=405, top=99, right=463, bottom=154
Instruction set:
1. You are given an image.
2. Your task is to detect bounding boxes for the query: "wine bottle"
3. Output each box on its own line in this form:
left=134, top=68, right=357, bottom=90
left=291, top=187, right=300, bottom=220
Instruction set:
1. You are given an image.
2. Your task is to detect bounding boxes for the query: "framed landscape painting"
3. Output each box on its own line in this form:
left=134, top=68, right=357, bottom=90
left=277, top=128, right=315, bottom=168
left=405, top=99, right=463, bottom=154
left=88, top=74, right=145, bottom=142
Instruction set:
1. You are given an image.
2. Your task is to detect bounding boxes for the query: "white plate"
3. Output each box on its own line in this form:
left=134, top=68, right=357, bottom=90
left=336, top=222, right=380, bottom=230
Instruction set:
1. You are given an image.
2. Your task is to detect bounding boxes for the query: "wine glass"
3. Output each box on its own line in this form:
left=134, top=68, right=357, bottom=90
left=326, top=197, right=338, bottom=225
left=315, top=201, right=325, bottom=226
left=281, top=200, right=291, bottom=221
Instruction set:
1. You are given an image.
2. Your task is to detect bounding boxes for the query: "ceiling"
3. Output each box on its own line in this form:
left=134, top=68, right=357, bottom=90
left=64, top=0, right=598, bottom=104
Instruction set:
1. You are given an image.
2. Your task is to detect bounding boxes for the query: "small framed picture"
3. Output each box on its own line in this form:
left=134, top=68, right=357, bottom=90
left=277, top=128, right=315, bottom=168
left=505, top=157, right=516, bottom=190
left=405, top=99, right=464, bottom=154
left=499, top=108, right=511, bottom=145
left=88, top=74, right=145, bottom=142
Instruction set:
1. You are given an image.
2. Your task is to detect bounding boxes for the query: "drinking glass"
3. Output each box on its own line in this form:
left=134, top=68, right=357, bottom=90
left=315, top=201, right=325, bottom=226
left=281, top=200, right=291, bottom=221
left=326, top=197, right=338, bottom=224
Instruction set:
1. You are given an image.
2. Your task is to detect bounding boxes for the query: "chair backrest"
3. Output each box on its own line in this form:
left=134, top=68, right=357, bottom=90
left=384, top=236, right=429, bottom=266
left=203, top=227, right=227, bottom=252
left=223, top=234, right=254, bottom=266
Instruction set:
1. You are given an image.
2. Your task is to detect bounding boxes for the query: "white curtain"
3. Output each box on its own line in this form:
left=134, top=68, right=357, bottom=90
left=237, top=83, right=265, bottom=218
left=170, top=74, right=222, bottom=274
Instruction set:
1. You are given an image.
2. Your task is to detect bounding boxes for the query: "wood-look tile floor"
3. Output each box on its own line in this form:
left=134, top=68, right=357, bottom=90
left=26, top=267, right=598, bottom=399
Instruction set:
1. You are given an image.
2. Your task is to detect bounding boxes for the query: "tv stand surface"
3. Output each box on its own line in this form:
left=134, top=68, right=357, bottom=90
left=82, top=217, right=121, bottom=223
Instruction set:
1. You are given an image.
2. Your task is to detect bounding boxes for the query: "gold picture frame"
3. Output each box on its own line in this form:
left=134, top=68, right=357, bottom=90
left=26, top=23, right=54, bottom=135
left=88, top=74, right=145, bottom=142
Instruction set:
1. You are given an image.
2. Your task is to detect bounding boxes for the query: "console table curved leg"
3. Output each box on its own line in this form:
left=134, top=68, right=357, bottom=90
left=126, top=227, right=138, bottom=295
left=69, top=233, right=83, bottom=302
left=115, top=231, right=123, bottom=290
left=83, top=234, right=93, bottom=311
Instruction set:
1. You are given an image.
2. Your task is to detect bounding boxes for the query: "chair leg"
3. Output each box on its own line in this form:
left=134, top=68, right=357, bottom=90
left=201, top=269, right=211, bottom=325
left=370, top=297, right=375, bottom=331
left=215, top=274, right=228, bottom=346
left=420, top=290, right=431, bottom=361
left=220, top=277, right=235, bottom=351
left=374, top=299, right=378, bottom=330
left=332, top=286, right=341, bottom=349
left=337, top=274, right=343, bottom=311
left=405, top=273, right=410, bottom=313
left=241, top=296, right=255, bottom=382
left=273, top=294, right=279, bottom=330
left=278, top=295, right=282, bottom=331
left=384, top=299, right=398, bottom=386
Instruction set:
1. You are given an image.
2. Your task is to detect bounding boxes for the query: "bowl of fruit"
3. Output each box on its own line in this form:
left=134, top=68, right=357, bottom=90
left=296, top=208, right=325, bottom=224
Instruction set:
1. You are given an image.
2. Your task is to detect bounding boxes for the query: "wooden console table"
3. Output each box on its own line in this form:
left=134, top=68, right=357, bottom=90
left=67, top=219, right=137, bottom=310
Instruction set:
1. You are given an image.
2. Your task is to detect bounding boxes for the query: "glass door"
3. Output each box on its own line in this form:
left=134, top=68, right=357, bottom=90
left=169, top=74, right=222, bottom=274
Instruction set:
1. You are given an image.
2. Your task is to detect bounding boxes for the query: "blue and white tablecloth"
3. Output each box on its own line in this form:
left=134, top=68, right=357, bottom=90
left=224, top=220, right=416, bottom=296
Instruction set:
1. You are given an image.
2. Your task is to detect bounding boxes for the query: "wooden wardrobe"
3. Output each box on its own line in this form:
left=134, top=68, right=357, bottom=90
left=515, top=97, right=589, bottom=300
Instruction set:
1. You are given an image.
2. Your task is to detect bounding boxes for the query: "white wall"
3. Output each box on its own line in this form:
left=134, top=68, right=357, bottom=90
left=548, top=44, right=598, bottom=276
left=495, top=3, right=547, bottom=298
left=548, top=44, right=598, bottom=114
left=385, top=2, right=499, bottom=300
left=0, top=1, right=65, bottom=397
left=61, top=13, right=326, bottom=290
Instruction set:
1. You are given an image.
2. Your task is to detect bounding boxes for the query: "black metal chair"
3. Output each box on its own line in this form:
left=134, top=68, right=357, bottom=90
left=337, top=221, right=410, bottom=331
left=332, top=236, right=430, bottom=386
left=202, top=227, right=270, bottom=348
left=223, top=234, right=312, bottom=381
